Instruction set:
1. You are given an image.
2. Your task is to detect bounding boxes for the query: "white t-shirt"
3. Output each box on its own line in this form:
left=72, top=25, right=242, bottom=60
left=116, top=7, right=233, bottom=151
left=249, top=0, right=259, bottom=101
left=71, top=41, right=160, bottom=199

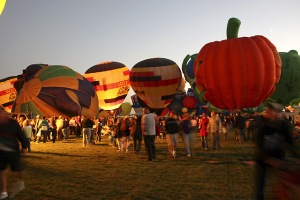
left=141, top=113, right=156, bottom=135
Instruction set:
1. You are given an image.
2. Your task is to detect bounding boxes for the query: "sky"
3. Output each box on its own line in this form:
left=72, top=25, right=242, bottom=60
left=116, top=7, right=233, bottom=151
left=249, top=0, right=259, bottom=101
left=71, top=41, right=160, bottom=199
left=1, top=0, right=300, bottom=104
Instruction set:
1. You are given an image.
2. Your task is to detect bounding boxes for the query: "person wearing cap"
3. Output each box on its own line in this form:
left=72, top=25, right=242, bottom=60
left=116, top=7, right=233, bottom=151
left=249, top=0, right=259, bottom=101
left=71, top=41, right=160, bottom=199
left=0, top=107, right=28, bottom=199
left=254, top=102, right=298, bottom=200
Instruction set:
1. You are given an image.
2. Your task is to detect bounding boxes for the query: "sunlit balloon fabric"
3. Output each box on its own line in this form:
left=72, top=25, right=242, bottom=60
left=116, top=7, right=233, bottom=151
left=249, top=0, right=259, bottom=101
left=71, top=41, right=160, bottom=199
left=12, top=65, right=99, bottom=118
left=84, top=61, right=130, bottom=111
left=130, top=58, right=182, bottom=111
left=0, top=0, right=6, bottom=15
left=0, top=76, right=18, bottom=112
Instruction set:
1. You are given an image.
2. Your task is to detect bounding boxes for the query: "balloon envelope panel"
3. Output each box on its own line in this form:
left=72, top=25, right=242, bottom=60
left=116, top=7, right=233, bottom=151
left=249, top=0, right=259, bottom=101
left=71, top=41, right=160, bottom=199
left=0, top=76, right=18, bottom=112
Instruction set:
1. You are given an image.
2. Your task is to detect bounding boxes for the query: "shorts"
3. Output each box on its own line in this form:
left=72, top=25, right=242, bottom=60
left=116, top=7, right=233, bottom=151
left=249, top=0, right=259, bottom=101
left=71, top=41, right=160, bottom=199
left=0, top=152, right=24, bottom=172
left=166, top=133, right=179, bottom=146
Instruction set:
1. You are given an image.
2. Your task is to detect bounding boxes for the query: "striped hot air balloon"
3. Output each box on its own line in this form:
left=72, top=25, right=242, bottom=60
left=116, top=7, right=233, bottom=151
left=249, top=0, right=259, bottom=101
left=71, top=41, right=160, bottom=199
left=12, top=65, right=98, bottom=118
left=0, top=76, right=18, bottom=112
left=130, top=58, right=182, bottom=114
left=84, top=61, right=130, bottom=111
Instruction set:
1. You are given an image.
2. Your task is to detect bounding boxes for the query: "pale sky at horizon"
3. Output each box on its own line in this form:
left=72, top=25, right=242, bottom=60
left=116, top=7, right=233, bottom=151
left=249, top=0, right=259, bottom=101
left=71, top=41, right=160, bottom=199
left=1, top=0, right=300, bottom=103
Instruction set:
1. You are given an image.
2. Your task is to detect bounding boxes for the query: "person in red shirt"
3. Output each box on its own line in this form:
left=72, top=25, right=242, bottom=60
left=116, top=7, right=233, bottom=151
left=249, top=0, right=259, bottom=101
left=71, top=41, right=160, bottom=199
left=199, top=112, right=209, bottom=150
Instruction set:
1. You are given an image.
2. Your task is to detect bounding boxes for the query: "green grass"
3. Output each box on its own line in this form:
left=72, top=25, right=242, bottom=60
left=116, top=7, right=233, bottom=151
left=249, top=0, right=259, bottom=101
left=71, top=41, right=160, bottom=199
left=6, top=131, right=299, bottom=200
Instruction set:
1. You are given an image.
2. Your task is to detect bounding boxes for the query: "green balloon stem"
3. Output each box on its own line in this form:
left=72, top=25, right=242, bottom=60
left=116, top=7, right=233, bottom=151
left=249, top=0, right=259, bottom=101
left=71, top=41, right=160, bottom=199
left=289, top=50, right=298, bottom=55
left=227, top=18, right=241, bottom=39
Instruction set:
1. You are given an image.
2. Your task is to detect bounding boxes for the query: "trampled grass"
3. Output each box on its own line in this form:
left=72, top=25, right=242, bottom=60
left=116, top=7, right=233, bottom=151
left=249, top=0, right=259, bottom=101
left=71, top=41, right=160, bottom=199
left=6, top=131, right=300, bottom=200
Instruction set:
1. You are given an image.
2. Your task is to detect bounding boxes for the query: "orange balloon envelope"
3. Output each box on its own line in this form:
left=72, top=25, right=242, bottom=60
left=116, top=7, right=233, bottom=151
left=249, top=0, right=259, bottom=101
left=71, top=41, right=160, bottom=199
left=194, top=18, right=281, bottom=109
left=130, top=58, right=182, bottom=113
left=84, top=61, right=130, bottom=111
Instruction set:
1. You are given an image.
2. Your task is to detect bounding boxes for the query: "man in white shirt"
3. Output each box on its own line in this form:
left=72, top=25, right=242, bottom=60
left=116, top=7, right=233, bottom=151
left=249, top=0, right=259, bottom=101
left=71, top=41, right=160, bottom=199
left=141, top=107, right=156, bottom=161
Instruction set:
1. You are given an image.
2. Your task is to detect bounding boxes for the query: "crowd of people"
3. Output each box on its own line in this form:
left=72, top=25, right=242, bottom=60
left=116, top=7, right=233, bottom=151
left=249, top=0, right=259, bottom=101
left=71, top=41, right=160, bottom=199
left=1, top=103, right=300, bottom=199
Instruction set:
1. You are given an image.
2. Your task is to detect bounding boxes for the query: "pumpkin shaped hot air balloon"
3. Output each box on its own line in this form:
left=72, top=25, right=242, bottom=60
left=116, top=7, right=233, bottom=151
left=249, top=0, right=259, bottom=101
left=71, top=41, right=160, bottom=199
left=0, top=76, right=18, bottom=112
left=130, top=58, right=182, bottom=114
left=194, top=17, right=282, bottom=110
left=84, top=61, right=130, bottom=111
left=270, top=50, right=300, bottom=105
left=12, top=65, right=99, bottom=118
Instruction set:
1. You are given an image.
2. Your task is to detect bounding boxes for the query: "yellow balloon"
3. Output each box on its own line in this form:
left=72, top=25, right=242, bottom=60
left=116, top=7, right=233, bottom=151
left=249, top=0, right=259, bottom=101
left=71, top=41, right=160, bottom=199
left=0, top=0, right=6, bottom=15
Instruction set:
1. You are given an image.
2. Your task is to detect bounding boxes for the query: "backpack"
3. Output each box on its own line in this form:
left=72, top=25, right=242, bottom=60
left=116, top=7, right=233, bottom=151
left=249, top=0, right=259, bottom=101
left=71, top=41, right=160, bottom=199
left=180, top=120, right=191, bottom=134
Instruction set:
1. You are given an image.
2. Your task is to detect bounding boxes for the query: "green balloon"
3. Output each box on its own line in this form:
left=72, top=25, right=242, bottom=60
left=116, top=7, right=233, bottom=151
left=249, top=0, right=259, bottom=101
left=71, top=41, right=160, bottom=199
left=270, top=50, right=300, bottom=105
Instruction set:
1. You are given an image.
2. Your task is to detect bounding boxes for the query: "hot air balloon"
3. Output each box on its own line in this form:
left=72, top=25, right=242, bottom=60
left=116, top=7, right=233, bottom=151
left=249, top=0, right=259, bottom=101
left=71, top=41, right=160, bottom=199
left=270, top=50, right=300, bottom=105
left=0, top=76, right=18, bottom=112
left=130, top=58, right=182, bottom=115
left=0, top=0, right=6, bottom=15
left=12, top=65, right=98, bottom=118
left=84, top=61, right=130, bottom=111
left=182, top=54, right=207, bottom=104
left=120, top=102, right=132, bottom=116
left=194, top=17, right=281, bottom=110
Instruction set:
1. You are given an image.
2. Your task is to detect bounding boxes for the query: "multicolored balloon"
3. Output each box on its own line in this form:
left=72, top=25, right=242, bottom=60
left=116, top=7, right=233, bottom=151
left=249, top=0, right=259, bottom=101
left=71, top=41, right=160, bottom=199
left=194, top=18, right=281, bottom=109
left=0, top=76, right=18, bottom=112
left=12, top=65, right=99, bottom=118
left=130, top=57, right=182, bottom=114
left=182, top=54, right=207, bottom=104
left=270, top=50, right=300, bottom=105
left=84, top=61, right=130, bottom=111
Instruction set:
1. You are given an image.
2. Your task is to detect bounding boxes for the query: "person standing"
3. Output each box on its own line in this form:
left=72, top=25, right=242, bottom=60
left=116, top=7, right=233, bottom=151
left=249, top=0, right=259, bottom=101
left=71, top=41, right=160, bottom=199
left=49, top=116, right=57, bottom=143
left=33, top=115, right=41, bottom=142
left=62, top=118, right=69, bottom=141
left=68, top=117, right=76, bottom=136
left=141, top=108, right=156, bottom=161
left=56, top=116, right=64, bottom=140
left=207, top=111, right=222, bottom=150
left=199, top=113, right=209, bottom=150
left=0, top=107, right=28, bottom=199
left=254, top=102, right=298, bottom=200
left=22, top=119, right=32, bottom=152
left=179, top=113, right=194, bottom=157
left=165, top=111, right=180, bottom=158
left=81, top=116, right=94, bottom=147
left=234, top=110, right=246, bottom=143
left=116, top=116, right=131, bottom=153
left=38, top=116, right=50, bottom=143
left=131, top=116, right=143, bottom=154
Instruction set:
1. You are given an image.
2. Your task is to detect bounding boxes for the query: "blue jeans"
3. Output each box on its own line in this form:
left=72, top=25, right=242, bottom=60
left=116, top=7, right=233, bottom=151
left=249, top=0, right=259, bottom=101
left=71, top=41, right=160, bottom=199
left=182, top=133, right=195, bottom=155
left=143, top=135, right=156, bottom=160
left=201, top=136, right=208, bottom=149
left=212, top=132, right=221, bottom=150
left=82, top=128, right=91, bottom=146
left=236, top=128, right=245, bottom=143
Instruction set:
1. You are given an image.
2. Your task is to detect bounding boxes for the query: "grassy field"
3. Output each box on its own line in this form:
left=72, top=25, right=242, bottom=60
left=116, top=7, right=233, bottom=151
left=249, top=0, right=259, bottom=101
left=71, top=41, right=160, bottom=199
left=6, top=131, right=299, bottom=200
